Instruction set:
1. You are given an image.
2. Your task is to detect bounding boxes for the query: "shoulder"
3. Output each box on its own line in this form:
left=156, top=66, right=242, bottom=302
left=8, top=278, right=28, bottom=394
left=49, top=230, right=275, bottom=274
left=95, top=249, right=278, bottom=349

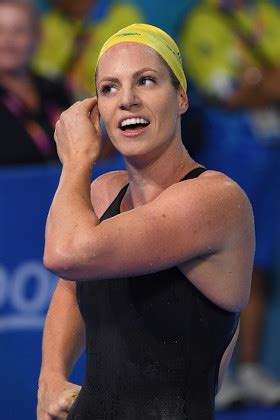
left=195, top=170, right=252, bottom=215
left=166, top=169, right=254, bottom=236
left=90, top=170, right=128, bottom=218
left=179, top=169, right=250, bottom=202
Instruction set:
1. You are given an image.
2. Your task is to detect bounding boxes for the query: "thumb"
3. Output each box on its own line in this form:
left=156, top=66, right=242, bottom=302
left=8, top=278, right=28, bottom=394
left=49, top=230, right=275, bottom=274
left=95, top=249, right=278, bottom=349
left=90, top=103, right=101, bottom=133
left=83, top=97, right=101, bottom=133
left=81, top=97, right=98, bottom=112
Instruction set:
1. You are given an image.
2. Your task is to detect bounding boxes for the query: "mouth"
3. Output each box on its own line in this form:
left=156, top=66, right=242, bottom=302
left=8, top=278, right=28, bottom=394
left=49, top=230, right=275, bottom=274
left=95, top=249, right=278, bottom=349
left=118, top=117, right=150, bottom=137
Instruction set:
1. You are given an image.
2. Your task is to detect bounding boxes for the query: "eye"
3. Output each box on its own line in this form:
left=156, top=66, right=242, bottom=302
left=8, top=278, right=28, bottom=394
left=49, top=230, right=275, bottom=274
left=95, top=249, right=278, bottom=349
left=100, top=84, right=117, bottom=95
left=139, top=76, right=156, bottom=86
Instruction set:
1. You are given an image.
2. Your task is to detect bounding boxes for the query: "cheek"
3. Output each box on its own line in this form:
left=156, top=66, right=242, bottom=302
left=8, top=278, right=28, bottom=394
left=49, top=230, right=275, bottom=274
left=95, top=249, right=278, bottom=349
left=98, top=97, right=117, bottom=122
left=98, top=103, right=110, bottom=128
left=153, top=96, right=178, bottom=127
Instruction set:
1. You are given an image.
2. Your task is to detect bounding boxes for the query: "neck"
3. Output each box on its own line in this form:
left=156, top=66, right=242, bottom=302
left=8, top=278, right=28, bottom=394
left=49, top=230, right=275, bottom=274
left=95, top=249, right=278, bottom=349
left=122, top=140, right=198, bottom=210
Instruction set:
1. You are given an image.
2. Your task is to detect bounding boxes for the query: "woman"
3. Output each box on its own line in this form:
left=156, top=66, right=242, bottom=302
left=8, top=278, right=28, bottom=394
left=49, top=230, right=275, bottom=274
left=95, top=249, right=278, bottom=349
left=38, top=24, right=255, bottom=419
left=0, top=0, right=72, bottom=165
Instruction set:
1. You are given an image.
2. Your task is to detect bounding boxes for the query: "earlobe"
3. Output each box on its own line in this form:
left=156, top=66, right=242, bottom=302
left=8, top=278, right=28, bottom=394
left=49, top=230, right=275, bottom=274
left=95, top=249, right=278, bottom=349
left=179, top=89, right=189, bottom=115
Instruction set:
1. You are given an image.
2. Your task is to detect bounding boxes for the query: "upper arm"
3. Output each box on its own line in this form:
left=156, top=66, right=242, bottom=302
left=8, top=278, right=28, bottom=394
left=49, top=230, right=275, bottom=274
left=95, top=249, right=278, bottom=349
left=60, top=174, right=254, bottom=281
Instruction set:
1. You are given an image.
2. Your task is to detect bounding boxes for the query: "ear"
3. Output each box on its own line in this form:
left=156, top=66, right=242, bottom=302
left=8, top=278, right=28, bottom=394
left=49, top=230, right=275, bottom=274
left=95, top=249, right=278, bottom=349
left=178, top=87, right=189, bottom=115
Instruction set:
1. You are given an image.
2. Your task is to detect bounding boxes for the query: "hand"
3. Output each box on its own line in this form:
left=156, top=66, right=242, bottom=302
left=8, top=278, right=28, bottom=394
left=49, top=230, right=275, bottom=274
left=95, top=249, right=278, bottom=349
left=54, top=97, right=102, bottom=165
left=37, top=375, right=81, bottom=419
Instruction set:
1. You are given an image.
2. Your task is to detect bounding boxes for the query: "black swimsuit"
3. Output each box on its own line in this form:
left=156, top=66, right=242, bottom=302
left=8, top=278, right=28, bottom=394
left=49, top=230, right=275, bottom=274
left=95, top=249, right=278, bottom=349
left=67, top=167, right=239, bottom=419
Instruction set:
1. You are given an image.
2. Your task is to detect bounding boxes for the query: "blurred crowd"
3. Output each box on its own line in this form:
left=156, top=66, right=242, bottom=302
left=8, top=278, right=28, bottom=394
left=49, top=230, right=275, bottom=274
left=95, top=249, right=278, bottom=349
left=1, top=0, right=280, bottom=411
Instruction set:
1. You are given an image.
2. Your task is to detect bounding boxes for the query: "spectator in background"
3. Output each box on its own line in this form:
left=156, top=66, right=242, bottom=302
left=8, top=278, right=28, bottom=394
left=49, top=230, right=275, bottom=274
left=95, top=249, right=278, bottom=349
left=179, top=0, right=280, bottom=409
left=33, top=0, right=143, bottom=100
left=0, top=0, right=72, bottom=166
left=33, top=0, right=143, bottom=163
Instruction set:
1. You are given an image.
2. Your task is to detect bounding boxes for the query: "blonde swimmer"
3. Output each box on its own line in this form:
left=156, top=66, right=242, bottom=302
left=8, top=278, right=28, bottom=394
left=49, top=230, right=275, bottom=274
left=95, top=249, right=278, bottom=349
left=37, top=23, right=254, bottom=420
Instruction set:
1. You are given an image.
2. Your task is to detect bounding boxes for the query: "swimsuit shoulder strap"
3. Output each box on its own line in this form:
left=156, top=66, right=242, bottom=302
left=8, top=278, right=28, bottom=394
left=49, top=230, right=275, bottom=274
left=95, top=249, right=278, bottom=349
left=180, top=166, right=207, bottom=181
left=99, top=183, right=128, bottom=222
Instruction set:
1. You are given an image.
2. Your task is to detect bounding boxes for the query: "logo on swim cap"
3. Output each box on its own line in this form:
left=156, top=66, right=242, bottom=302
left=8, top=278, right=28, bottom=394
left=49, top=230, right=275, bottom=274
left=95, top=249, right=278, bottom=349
left=116, top=32, right=141, bottom=38
left=163, top=42, right=183, bottom=65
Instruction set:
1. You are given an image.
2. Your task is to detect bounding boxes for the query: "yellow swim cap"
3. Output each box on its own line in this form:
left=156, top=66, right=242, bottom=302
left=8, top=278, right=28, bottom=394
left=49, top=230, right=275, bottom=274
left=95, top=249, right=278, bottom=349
left=96, top=23, right=187, bottom=93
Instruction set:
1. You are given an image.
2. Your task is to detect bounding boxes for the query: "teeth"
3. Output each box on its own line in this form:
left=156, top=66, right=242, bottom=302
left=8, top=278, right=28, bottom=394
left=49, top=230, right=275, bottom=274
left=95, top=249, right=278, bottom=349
left=121, top=118, right=149, bottom=127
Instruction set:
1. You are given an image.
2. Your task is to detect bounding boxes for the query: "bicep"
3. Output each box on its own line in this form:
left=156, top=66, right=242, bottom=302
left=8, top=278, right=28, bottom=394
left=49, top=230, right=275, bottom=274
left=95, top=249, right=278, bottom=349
left=62, top=179, right=235, bottom=281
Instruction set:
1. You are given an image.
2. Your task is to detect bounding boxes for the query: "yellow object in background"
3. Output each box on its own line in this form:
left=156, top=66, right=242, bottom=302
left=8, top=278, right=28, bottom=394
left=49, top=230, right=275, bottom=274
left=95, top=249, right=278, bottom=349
left=33, top=2, right=143, bottom=99
left=179, top=0, right=280, bottom=97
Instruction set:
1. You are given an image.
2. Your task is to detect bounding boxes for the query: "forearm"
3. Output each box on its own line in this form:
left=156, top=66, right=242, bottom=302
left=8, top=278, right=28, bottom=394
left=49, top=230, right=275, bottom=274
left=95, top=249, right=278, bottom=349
left=44, top=161, right=99, bottom=272
left=39, top=279, right=85, bottom=384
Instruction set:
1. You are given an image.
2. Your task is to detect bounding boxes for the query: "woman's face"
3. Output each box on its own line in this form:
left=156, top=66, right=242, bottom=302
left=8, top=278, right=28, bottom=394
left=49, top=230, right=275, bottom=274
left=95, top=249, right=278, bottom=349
left=0, top=3, right=37, bottom=74
left=96, top=42, right=188, bottom=162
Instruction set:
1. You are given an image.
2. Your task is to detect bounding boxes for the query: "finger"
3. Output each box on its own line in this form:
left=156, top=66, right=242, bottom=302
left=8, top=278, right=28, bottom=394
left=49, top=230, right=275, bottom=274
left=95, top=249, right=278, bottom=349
left=67, top=100, right=82, bottom=111
left=48, top=395, right=74, bottom=417
left=69, top=390, right=79, bottom=399
left=81, top=97, right=98, bottom=113
left=89, top=102, right=101, bottom=133
left=54, top=121, right=60, bottom=141
left=51, top=414, right=68, bottom=420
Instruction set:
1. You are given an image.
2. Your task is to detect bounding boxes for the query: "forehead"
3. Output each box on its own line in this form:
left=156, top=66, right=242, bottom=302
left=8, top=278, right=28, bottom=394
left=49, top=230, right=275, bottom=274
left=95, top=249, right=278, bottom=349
left=96, top=42, right=166, bottom=79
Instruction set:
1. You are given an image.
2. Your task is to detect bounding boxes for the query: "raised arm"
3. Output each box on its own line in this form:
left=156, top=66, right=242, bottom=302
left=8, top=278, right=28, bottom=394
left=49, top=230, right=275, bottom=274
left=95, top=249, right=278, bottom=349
left=44, top=168, right=245, bottom=280
left=43, top=98, right=254, bottom=311
left=37, top=279, right=85, bottom=419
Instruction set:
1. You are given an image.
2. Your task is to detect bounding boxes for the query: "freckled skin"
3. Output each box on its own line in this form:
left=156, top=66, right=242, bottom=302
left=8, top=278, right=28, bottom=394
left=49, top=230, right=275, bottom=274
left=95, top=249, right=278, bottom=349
left=39, top=39, right=255, bottom=419
left=96, top=43, right=186, bottom=165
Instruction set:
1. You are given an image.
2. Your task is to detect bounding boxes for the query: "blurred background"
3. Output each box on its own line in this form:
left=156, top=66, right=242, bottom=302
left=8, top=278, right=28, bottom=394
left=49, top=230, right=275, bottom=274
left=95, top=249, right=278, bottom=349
left=1, top=0, right=280, bottom=419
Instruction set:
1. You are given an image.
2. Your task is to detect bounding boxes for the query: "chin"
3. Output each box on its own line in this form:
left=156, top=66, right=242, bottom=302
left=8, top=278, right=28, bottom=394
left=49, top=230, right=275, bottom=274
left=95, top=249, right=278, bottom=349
left=119, top=143, right=170, bottom=167
left=111, top=135, right=151, bottom=155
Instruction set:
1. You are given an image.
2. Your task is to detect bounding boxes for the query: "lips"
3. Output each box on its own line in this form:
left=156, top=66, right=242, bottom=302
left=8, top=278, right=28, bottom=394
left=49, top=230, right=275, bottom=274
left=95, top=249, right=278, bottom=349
left=118, top=116, right=150, bottom=131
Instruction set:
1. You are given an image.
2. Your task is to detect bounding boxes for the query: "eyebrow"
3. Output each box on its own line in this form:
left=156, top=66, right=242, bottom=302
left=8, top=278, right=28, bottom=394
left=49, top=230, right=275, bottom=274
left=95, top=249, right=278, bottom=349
left=97, top=67, right=160, bottom=85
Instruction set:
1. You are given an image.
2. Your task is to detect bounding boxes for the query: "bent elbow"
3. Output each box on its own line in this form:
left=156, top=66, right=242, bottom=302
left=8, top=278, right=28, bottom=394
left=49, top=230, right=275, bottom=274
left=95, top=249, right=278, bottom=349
left=43, top=246, right=72, bottom=276
left=43, top=236, right=99, bottom=280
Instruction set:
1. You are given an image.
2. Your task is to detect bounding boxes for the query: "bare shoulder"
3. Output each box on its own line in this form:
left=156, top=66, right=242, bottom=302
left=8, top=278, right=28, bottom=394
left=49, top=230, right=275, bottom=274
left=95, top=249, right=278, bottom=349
left=173, top=169, right=253, bottom=221
left=163, top=169, right=254, bottom=245
left=90, top=170, right=128, bottom=218
left=193, top=170, right=255, bottom=250
left=200, top=170, right=253, bottom=220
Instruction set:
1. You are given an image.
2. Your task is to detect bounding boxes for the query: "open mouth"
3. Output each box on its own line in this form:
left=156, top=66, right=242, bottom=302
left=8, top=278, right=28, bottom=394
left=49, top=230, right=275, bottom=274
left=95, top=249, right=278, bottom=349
left=119, top=117, right=150, bottom=131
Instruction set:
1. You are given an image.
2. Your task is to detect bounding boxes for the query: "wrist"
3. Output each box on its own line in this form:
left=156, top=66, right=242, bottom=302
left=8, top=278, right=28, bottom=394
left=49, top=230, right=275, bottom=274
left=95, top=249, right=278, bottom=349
left=39, top=369, right=68, bottom=386
left=63, top=157, right=94, bottom=172
left=61, top=159, right=93, bottom=184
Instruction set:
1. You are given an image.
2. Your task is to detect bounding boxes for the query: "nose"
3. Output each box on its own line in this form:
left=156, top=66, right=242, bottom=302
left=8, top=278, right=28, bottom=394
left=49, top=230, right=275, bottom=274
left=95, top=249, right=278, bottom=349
left=119, top=86, right=140, bottom=110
